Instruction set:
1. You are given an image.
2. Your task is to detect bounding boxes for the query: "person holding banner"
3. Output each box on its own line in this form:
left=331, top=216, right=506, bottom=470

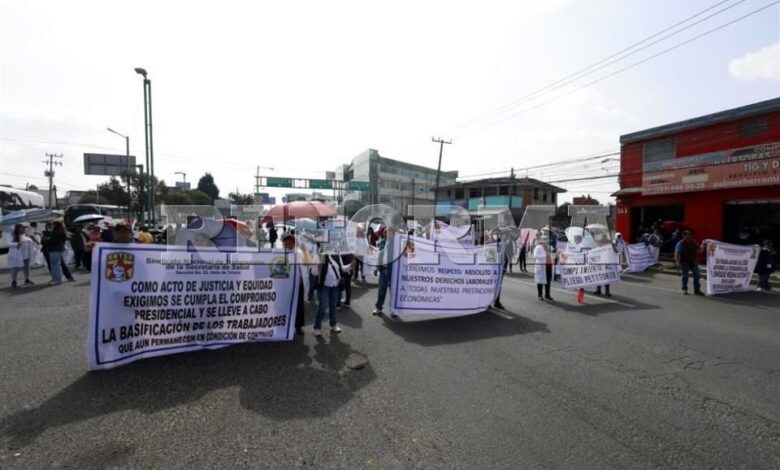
left=593, top=235, right=614, bottom=297
left=755, top=240, right=775, bottom=292
left=283, top=233, right=308, bottom=335
left=372, top=228, right=397, bottom=318
left=674, top=231, right=704, bottom=296
left=534, top=236, right=554, bottom=301
left=314, top=251, right=343, bottom=336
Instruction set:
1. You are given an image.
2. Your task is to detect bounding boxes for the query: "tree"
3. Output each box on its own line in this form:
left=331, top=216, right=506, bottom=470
left=162, top=190, right=213, bottom=206
left=228, top=192, right=254, bottom=205
left=197, top=173, right=220, bottom=202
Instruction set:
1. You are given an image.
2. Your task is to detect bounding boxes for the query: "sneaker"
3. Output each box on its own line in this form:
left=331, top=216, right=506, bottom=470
left=24, top=280, right=34, bottom=286
left=336, top=303, right=342, bottom=310
left=11, top=281, right=17, bottom=288
left=67, top=278, right=76, bottom=282
left=390, top=313, right=398, bottom=319
left=682, top=289, right=689, bottom=295
left=545, top=296, right=554, bottom=301
left=756, top=287, right=763, bottom=292
left=372, top=308, right=383, bottom=316
left=538, top=296, right=544, bottom=301
left=593, top=290, right=602, bottom=296
left=694, top=290, right=705, bottom=296
left=313, top=328, right=322, bottom=337
left=605, top=292, right=612, bottom=298
left=49, top=281, right=62, bottom=286
left=343, top=301, right=350, bottom=306
left=331, top=325, right=342, bottom=333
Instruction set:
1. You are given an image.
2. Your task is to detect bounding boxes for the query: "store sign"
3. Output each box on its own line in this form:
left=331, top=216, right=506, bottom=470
left=642, top=142, right=780, bottom=195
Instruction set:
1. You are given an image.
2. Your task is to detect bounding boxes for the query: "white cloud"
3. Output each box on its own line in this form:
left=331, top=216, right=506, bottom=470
left=729, top=42, right=780, bottom=83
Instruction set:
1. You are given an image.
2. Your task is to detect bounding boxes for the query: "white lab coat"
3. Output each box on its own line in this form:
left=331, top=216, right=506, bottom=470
left=8, top=236, right=34, bottom=268
left=533, top=244, right=550, bottom=284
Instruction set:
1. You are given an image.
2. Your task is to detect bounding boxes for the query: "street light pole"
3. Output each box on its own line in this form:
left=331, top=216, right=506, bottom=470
left=107, top=127, right=131, bottom=218
left=135, top=67, right=155, bottom=225
left=431, top=137, right=452, bottom=220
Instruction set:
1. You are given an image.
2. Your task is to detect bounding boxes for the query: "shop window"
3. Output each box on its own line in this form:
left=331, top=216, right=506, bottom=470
left=499, top=186, right=509, bottom=196
left=643, top=139, right=675, bottom=164
left=740, top=119, right=767, bottom=137
left=542, top=190, right=547, bottom=202
left=483, top=187, right=498, bottom=197
left=454, top=189, right=464, bottom=199
left=533, top=188, right=539, bottom=200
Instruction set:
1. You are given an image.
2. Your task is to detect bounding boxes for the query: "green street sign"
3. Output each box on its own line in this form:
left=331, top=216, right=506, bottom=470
left=266, top=177, right=293, bottom=188
left=347, top=181, right=370, bottom=191
left=309, top=179, right=333, bottom=189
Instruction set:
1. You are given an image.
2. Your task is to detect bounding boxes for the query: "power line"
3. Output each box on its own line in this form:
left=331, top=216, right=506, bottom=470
left=452, top=0, right=779, bottom=138
left=445, top=0, right=749, bottom=135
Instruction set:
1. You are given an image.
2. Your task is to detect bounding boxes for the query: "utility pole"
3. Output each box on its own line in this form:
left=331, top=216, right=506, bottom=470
left=431, top=137, right=452, bottom=220
left=43, top=153, right=63, bottom=208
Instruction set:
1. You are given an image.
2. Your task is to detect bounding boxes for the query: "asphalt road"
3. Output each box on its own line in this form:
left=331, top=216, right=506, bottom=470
left=0, top=260, right=778, bottom=469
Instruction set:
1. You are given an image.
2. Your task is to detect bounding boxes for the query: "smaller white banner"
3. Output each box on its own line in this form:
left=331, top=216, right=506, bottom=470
left=705, top=240, right=760, bottom=296
left=559, top=245, right=620, bottom=289
left=624, top=243, right=660, bottom=273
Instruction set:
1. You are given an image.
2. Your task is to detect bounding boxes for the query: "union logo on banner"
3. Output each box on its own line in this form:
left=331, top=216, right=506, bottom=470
left=105, top=252, right=135, bottom=282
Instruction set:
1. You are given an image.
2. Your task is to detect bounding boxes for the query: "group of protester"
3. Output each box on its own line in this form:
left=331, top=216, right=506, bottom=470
left=7, top=219, right=155, bottom=288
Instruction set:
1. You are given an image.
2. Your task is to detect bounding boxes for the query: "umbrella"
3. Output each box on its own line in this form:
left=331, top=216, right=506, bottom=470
left=73, top=214, right=106, bottom=224
left=262, top=201, right=337, bottom=223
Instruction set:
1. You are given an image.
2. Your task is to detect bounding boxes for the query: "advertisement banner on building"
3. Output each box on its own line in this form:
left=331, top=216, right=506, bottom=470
left=642, top=142, right=780, bottom=195
left=704, top=240, right=760, bottom=296
left=558, top=245, right=621, bottom=289
left=624, top=243, right=660, bottom=273
left=390, top=236, right=502, bottom=316
left=87, top=244, right=299, bottom=370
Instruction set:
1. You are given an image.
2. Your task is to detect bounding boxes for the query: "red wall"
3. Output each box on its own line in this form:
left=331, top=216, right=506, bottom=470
left=617, top=110, right=780, bottom=241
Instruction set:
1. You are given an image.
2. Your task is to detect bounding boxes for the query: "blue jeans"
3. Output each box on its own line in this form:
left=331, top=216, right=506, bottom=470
left=680, top=260, right=701, bottom=292
left=49, top=251, right=63, bottom=284
left=375, top=266, right=391, bottom=310
left=758, top=273, right=771, bottom=290
left=315, top=285, right=339, bottom=329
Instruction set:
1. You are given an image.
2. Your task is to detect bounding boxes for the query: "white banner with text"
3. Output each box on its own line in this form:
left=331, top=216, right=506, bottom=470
left=87, top=244, right=299, bottom=370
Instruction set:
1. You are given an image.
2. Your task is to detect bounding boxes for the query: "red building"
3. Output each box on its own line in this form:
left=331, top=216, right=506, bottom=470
left=615, top=98, right=780, bottom=245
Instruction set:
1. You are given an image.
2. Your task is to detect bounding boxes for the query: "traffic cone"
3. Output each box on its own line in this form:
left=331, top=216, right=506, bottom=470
left=577, top=288, right=585, bottom=304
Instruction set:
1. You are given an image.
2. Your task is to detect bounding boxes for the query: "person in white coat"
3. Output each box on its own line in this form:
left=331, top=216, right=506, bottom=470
left=8, top=224, right=35, bottom=287
left=533, top=236, right=554, bottom=301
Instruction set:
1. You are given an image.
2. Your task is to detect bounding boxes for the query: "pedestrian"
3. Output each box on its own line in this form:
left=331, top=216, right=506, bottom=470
left=372, top=227, right=397, bottom=318
left=112, top=221, right=135, bottom=243
left=518, top=236, right=528, bottom=273
left=47, top=220, right=74, bottom=285
left=594, top=235, right=614, bottom=297
left=492, top=228, right=507, bottom=309
left=137, top=225, right=154, bottom=243
left=8, top=224, right=34, bottom=287
left=504, top=230, right=515, bottom=274
left=282, top=233, right=308, bottom=334
left=534, top=236, right=554, bottom=301
left=268, top=223, right=278, bottom=248
left=83, top=225, right=101, bottom=271
left=100, top=222, right=115, bottom=242
left=674, top=230, right=704, bottom=296
left=70, top=225, right=86, bottom=269
left=614, top=232, right=627, bottom=268
left=755, top=240, right=775, bottom=292
left=337, top=252, right=354, bottom=307
left=25, top=222, right=44, bottom=267
left=314, top=251, right=343, bottom=336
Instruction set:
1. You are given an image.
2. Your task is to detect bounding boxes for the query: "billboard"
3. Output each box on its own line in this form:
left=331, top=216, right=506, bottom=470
left=84, top=153, right=137, bottom=176
left=642, top=142, right=780, bottom=195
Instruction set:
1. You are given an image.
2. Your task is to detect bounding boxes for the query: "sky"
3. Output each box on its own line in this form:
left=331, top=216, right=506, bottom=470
left=1, top=0, right=778, bottom=205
